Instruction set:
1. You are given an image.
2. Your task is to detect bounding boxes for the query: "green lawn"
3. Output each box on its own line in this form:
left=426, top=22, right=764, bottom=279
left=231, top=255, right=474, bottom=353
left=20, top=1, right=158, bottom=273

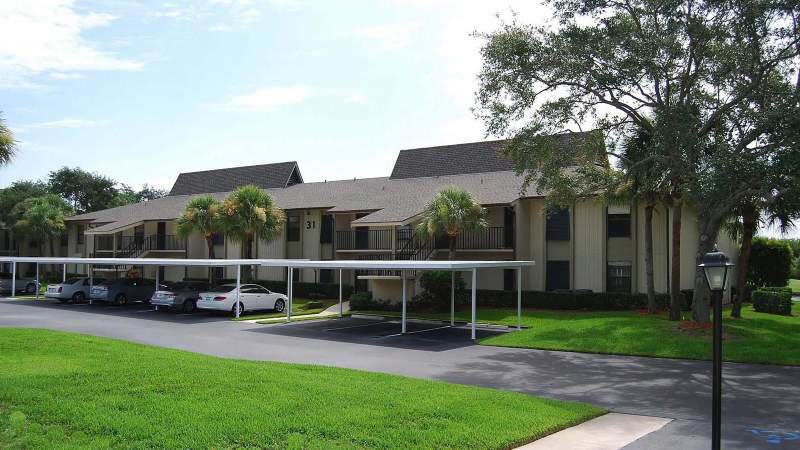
left=354, top=305, right=800, bottom=365
left=789, top=279, right=800, bottom=294
left=232, top=298, right=336, bottom=321
left=0, top=329, right=602, bottom=449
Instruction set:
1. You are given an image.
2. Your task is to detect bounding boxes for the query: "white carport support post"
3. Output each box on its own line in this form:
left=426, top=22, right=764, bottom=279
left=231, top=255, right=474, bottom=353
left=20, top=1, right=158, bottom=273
left=338, top=268, right=343, bottom=317
left=517, top=266, right=522, bottom=330
left=35, top=263, right=39, bottom=299
left=88, top=264, right=93, bottom=305
left=62, top=264, right=67, bottom=283
left=471, top=268, right=477, bottom=341
left=401, top=270, right=407, bottom=334
left=450, top=271, right=455, bottom=326
left=286, top=267, right=292, bottom=322
left=235, top=265, right=241, bottom=319
left=10, top=261, right=16, bottom=298
left=154, top=268, right=160, bottom=311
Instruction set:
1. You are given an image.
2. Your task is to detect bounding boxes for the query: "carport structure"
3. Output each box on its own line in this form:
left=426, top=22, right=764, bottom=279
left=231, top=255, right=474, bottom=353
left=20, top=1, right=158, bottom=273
left=0, top=257, right=534, bottom=340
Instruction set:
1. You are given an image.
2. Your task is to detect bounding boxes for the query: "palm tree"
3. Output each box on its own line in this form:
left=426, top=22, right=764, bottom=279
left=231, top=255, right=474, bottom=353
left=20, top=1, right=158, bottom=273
left=619, top=128, right=670, bottom=315
left=13, top=194, right=73, bottom=271
left=176, top=196, right=223, bottom=282
left=219, top=185, right=285, bottom=281
left=415, top=186, right=487, bottom=260
left=0, top=113, right=17, bottom=166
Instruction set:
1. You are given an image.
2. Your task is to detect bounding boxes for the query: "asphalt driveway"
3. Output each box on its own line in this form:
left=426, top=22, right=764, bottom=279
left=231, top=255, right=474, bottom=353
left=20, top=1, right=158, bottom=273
left=1, top=298, right=798, bottom=449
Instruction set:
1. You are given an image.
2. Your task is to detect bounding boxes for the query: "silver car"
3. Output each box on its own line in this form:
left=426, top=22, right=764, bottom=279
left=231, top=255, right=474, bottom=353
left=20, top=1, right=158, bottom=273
left=0, top=272, right=38, bottom=295
left=151, top=281, right=211, bottom=313
left=45, top=277, right=104, bottom=303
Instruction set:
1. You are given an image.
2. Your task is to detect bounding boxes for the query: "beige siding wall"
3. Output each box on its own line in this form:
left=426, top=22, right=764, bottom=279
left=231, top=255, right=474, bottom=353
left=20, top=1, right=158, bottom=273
left=573, top=200, right=605, bottom=291
left=256, top=227, right=286, bottom=281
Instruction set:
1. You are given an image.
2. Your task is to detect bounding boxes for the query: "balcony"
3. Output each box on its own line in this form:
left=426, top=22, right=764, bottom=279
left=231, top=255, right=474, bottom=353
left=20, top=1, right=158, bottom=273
left=336, top=229, right=391, bottom=251
left=92, top=234, right=185, bottom=258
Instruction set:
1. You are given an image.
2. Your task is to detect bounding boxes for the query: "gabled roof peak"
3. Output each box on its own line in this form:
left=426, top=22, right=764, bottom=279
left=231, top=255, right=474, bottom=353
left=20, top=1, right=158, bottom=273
left=168, top=161, right=302, bottom=196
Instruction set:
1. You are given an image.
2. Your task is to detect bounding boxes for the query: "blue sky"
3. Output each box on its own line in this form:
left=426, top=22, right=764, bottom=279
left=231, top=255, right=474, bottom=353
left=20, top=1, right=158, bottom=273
left=0, top=0, right=546, bottom=190
left=1, top=0, right=796, bottom=239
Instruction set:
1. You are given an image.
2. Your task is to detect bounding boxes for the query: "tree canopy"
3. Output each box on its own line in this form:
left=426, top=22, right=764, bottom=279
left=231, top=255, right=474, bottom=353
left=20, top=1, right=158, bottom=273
left=0, top=112, right=15, bottom=166
left=416, top=186, right=488, bottom=260
left=475, top=0, right=800, bottom=321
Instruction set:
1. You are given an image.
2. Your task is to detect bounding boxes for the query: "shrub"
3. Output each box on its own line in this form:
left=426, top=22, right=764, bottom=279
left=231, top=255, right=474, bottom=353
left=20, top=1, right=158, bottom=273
left=413, top=271, right=466, bottom=312
left=752, top=289, right=792, bottom=315
left=748, top=237, right=794, bottom=287
left=304, top=300, right=325, bottom=310
left=349, top=292, right=396, bottom=311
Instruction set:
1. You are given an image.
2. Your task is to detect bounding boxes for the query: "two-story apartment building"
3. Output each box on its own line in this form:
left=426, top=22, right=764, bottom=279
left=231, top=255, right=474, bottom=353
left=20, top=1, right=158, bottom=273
left=60, top=133, right=738, bottom=300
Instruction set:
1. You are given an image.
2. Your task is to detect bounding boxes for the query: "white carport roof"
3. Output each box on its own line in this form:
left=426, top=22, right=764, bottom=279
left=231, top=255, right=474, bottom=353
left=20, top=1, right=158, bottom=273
left=1, top=257, right=533, bottom=340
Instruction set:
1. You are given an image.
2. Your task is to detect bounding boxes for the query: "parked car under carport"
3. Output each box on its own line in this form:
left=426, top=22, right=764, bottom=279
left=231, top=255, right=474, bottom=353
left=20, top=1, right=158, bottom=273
left=46, top=277, right=105, bottom=303
left=151, top=280, right=211, bottom=313
left=0, top=272, right=38, bottom=295
left=90, top=278, right=159, bottom=305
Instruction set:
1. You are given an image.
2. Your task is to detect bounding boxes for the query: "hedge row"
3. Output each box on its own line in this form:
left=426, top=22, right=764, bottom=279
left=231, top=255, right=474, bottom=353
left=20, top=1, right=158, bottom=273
left=752, top=289, right=792, bottom=315
left=351, top=289, right=674, bottom=311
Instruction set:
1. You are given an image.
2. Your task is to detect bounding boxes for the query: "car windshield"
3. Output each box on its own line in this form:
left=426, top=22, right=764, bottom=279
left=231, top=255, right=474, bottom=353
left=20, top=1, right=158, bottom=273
left=206, top=284, right=236, bottom=293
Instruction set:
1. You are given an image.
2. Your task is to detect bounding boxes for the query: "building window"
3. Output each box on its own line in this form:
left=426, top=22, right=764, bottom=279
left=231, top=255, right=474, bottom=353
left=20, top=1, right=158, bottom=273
left=211, top=233, right=224, bottom=246
left=287, top=215, right=300, bottom=242
left=545, top=261, right=570, bottom=291
left=292, top=268, right=300, bottom=282
left=211, top=267, right=224, bottom=280
left=76, top=225, right=85, bottom=245
left=546, top=209, right=570, bottom=241
left=607, top=213, right=631, bottom=238
left=503, top=269, right=516, bottom=291
left=320, top=269, right=334, bottom=283
left=320, top=215, right=334, bottom=244
left=607, top=263, right=632, bottom=293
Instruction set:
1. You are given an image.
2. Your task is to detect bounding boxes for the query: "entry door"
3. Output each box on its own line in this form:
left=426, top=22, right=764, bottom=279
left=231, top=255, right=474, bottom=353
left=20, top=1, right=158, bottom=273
left=504, top=207, right=515, bottom=248
left=355, top=213, right=369, bottom=249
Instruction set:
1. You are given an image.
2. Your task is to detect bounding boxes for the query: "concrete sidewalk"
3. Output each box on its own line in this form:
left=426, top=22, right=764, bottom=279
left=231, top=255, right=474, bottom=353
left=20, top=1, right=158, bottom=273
left=517, top=413, right=671, bottom=449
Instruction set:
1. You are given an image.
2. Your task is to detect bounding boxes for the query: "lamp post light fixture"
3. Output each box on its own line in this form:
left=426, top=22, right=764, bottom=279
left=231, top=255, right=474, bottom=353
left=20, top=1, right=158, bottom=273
left=698, top=249, right=734, bottom=450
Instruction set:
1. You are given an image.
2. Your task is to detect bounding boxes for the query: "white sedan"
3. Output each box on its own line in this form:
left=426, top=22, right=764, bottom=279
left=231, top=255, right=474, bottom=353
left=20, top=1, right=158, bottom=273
left=197, top=284, right=288, bottom=316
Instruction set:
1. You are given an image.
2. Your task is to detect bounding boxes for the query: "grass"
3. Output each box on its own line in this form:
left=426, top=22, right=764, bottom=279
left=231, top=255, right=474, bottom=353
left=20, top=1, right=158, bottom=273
left=0, top=329, right=602, bottom=449
left=354, top=305, right=800, bottom=365
left=232, top=298, right=336, bottom=321
left=789, top=279, right=800, bottom=294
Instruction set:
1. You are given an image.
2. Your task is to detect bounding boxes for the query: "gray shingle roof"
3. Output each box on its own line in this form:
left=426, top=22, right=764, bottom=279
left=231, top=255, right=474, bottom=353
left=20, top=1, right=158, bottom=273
left=389, top=132, right=602, bottom=179
left=68, top=171, right=539, bottom=232
left=168, top=161, right=301, bottom=195
left=390, top=140, right=511, bottom=179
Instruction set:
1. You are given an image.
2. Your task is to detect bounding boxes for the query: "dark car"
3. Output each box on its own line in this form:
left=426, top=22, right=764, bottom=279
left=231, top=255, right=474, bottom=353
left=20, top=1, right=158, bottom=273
left=151, top=280, right=211, bottom=313
left=89, top=278, right=158, bottom=305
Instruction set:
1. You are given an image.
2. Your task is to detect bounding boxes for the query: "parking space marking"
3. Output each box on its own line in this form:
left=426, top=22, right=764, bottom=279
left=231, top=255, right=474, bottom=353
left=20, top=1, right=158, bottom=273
left=383, top=325, right=453, bottom=338
left=324, top=321, right=396, bottom=332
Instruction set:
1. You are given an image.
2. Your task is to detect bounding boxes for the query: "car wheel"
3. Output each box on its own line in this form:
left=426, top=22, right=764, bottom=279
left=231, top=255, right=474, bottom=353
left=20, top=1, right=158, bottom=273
left=25, top=283, right=36, bottom=294
left=274, top=298, right=286, bottom=313
left=115, top=293, right=128, bottom=305
left=231, top=302, right=245, bottom=317
left=72, top=292, right=85, bottom=304
left=183, top=299, right=197, bottom=313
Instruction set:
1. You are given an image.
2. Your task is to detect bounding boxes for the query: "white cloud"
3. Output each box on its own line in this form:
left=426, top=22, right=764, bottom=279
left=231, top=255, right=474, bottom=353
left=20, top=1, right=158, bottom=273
left=18, top=118, right=104, bottom=131
left=351, top=23, right=418, bottom=50
left=225, top=86, right=315, bottom=112
left=0, top=0, right=142, bottom=88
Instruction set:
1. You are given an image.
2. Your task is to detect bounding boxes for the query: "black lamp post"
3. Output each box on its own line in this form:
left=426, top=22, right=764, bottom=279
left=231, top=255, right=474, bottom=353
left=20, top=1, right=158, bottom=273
left=698, top=249, right=734, bottom=450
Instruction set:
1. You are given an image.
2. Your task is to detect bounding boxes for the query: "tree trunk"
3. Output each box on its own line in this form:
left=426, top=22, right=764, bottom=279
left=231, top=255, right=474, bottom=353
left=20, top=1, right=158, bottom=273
left=669, top=197, right=683, bottom=320
left=448, top=234, right=456, bottom=261
left=49, top=238, right=56, bottom=274
left=644, top=201, right=656, bottom=314
left=732, top=204, right=756, bottom=318
left=692, top=212, right=723, bottom=323
left=205, top=235, right=216, bottom=284
left=241, top=233, right=254, bottom=282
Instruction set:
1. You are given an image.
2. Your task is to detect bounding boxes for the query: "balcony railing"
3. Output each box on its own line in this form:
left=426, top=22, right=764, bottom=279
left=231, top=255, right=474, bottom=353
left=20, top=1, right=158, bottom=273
left=432, top=227, right=511, bottom=250
left=336, top=229, right=391, bottom=251
left=92, top=234, right=185, bottom=257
